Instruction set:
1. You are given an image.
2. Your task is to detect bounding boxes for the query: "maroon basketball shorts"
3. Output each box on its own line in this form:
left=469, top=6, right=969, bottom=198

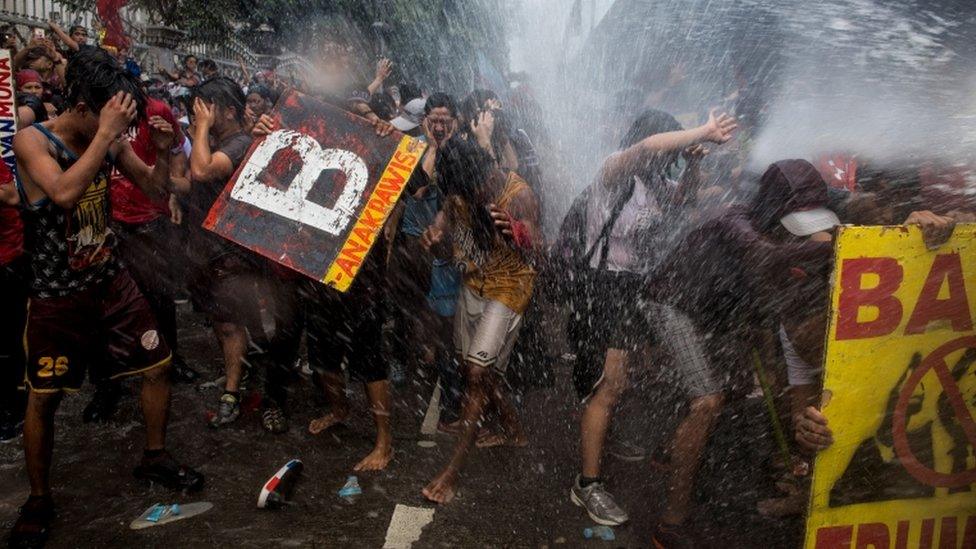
left=23, top=269, right=171, bottom=393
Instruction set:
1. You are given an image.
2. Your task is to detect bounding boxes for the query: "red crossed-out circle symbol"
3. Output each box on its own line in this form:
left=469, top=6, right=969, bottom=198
left=892, top=335, right=976, bottom=488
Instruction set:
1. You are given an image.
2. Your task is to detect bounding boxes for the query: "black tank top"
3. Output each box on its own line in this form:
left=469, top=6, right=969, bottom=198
left=16, top=123, right=117, bottom=297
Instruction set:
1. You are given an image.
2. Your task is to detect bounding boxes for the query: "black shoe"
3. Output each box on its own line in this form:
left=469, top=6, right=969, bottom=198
left=170, top=355, right=200, bottom=384
left=133, top=450, right=204, bottom=493
left=82, top=381, right=121, bottom=423
left=8, top=495, right=55, bottom=548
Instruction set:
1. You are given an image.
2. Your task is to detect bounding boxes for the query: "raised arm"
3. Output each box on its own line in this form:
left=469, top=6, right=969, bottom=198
left=14, top=92, right=135, bottom=208
left=368, top=58, right=392, bottom=96
left=600, top=109, right=736, bottom=188
left=47, top=21, right=78, bottom=51
left=113, top=116, right=175, bottom=201
left=189, top=98, right=234, bottom=182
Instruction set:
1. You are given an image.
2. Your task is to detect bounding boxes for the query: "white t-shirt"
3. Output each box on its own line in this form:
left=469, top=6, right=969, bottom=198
left=585, top=165, right=677, bottom=274
left=780, top=323, right=821, bottom=386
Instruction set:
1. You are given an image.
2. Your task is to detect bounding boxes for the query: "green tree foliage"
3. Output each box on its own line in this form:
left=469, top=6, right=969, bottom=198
left=60, top=0, right=510, bottom=90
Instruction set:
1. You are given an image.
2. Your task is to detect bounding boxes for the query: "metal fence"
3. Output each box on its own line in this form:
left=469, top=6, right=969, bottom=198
left=0, top=0, right=312, bottom=84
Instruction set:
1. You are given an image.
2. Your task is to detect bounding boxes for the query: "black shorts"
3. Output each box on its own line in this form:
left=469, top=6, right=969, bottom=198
left=301, top=279, right=386, bottom=384
left=24, top=269, right=171, bottom=393
left=187, top=232, right=264, bottom=324
left=570, top=270, right=649, bottom=399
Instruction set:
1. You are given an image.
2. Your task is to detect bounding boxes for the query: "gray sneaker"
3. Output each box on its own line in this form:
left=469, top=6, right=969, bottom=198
left=210, top=393, right=240, bottom=428
left=570, top=475, right=629, bottom=526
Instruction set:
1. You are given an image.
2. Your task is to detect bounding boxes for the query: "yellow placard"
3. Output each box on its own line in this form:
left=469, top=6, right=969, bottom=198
left=322, top=135, right=425, bottom=291
left=805, top=225, right=976, bottom=549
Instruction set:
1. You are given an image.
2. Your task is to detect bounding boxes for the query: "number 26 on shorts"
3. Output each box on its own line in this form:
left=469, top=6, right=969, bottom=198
left=37, top=356, right=69, bottom=377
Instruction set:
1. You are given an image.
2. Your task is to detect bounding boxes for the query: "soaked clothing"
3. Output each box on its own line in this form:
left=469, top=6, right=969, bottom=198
left=16, top=123, right=117, bottom=298
left=302, top=238, right=388, bottom=384
left=455, top=286, right=522, bottom=374
left=110, top=98, right=184, bottom=224
left=14, top=125, right=170, bottom=393
left=451, top=171, right=536, bottom=314
left=570, top=269, right=722, bottom=400
left=23, top=270, right=171, bottom=393
left=650, top=205, right=832, bottom=332
left=184, top=131, right=258, bottom=322
left=584, top=169, right=680, bottom=275
left=0, top=162, right=22, bottom=265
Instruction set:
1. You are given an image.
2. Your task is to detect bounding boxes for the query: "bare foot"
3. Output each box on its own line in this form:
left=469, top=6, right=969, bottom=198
left=476, top=431, right=528, bottom=449
left=353, top=445, right=393, bottom=471
left=422, top=470, right=458, bottom=504
left=308, top=411, right=347, bottom=435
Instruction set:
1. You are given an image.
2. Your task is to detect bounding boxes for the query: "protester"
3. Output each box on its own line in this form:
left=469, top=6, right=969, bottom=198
left=244, top=83, right=278, bottom=127
left=566, top=108, right=736, bottom=536
left=47, top=22, right=89, bottom=54
left=390, top=97, right=426, bottom=137
left=14, top=42, right=65, bottom=97
left=0, top=160, right=26, bottom=443
left=9, top=47, right=202, bottom=547
left=185, top=76, right=257, bottom=427
left=16, top=70, right=50, bottom=127
left=199, top=59, right=220, bottom=81
left=162, top=54, right=201, bottom=87
left=420, top=136, right=543, bottom=503
left=385, top=93, right=464, bottom=424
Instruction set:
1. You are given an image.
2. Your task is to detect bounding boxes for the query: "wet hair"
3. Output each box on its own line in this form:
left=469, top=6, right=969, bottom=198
left=17, top=46, right=53, bottom=72
left=247, top=83, right=277, bottom=104
left=64, top=47, right=146, bottom=123
left=398, top=82, right=422, bottom=104
left=619, top=109, right=684, bottom=177
left=460, top=89, right=498, bottom=123
left=17, top=92, right=47, bottom=123
left=199, top=59, right=218, bottom=74
left=191, top=76, right=246, bottom=124
left=424, top=92, right=457, bottom=117
left=436, top=136, right=497, bottom=252
left=147, top=85, right=173, bottom=106
left=369, top=91, right=397, bottom=121
left=619, top=109, right=682, bottom=149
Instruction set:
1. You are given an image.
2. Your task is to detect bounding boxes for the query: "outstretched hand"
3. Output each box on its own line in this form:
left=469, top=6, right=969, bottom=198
left=375, top=58, right=393, bottom=82
left=702, top=109, right=737, bottom=144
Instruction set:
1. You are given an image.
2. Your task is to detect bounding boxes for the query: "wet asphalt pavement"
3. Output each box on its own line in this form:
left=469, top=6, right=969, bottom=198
left=0, top=304, right=800, bottom=548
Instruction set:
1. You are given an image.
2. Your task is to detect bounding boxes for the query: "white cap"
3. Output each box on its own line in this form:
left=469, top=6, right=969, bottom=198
left=780, top=208, right=841, bottom=236
left=391, top=98, right=426, bottom=132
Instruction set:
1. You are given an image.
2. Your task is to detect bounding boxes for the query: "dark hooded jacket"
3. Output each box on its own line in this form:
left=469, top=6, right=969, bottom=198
left=650, top=159, right=833, bottom=334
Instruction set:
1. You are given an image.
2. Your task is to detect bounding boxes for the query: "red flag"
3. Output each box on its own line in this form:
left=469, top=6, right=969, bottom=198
left=97, top=0, right=130, bottom=49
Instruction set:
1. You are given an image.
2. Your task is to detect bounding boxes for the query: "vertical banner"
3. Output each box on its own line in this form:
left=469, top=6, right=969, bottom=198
left=204, top=90, right=425, bottom=291
left=805, top=225, right=976, bottom=549
left=0, top=47, right=17, bottom=176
